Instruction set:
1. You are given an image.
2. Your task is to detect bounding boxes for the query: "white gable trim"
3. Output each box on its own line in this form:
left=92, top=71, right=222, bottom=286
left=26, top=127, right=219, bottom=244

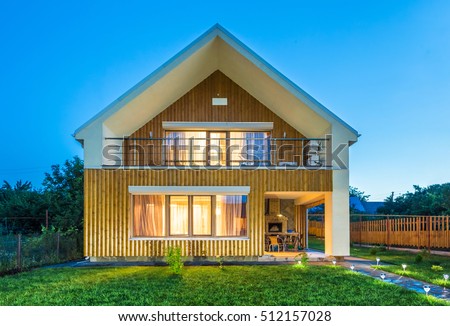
left=162, top=121, right=273, bottom=131
left=128, top=186, right=250, bottom=195
left=74, top=24, right=358, bottom=142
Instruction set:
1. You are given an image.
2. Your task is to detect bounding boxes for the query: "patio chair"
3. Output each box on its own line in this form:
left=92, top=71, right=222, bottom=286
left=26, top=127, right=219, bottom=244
left=268, top=235, right=281, bottom=252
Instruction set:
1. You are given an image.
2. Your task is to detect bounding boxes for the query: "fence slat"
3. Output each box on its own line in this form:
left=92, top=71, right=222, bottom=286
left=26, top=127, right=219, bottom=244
left=309, top=214, right=450, bottom=250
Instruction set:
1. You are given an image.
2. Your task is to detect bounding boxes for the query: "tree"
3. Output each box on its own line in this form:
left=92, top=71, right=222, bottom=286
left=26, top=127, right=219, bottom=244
left=0, top=180, right=48, bottom=233
left=349, top=186, right=370, bottom=202
left=378, top=183, right=450, bottom=216
left=43, top=156, right=84, bottom=231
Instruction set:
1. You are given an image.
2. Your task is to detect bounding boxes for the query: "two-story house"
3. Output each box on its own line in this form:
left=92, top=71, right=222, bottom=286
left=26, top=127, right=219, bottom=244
left=74, top=24, right=359, bottom=261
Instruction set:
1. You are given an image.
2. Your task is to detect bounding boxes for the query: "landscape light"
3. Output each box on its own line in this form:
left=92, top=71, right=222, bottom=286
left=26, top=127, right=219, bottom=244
left=380, top=273, right=386, bottom=281
left=402, top=264, right=407, bottom=272
left=350, top=265, right=355, bottom=271
left=376, top=257, right=380, bottom=266
left=423, top=285, right=431, bottom=296
left=332, top=259, right=336, bottom=266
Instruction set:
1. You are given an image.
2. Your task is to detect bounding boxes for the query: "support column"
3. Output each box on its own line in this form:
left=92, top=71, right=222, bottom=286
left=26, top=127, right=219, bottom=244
left=295, top=205, right=308, bottom=249
left=324, top=127, right=351, bottom=258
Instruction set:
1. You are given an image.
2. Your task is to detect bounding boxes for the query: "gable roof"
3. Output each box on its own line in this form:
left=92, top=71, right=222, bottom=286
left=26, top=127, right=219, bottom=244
left=350, top=197, right=366, bottom=212
left=362, top=201, right=385, bottom=214
left=74, top=24, right=359, bottom=141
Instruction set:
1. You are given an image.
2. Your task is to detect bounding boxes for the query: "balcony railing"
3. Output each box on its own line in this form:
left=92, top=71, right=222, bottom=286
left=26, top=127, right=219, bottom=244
left=103, top=137, right=330, bottom=169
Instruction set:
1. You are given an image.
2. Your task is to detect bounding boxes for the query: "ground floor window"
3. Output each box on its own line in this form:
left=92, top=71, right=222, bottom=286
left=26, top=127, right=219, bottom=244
left=132, top=194, right=247, bottom=238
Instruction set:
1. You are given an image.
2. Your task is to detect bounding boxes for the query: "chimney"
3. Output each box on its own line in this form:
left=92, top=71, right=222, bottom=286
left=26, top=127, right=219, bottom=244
left=268, top=198, right=281, bottom=216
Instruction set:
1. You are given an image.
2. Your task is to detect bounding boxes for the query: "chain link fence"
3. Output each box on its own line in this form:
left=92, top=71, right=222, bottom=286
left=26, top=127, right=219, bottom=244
left=0, top=231, right=83, bottom=275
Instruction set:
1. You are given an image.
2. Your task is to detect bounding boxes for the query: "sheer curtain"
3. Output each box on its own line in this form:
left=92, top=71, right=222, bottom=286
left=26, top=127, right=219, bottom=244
left=170, top=196, right=189, bottom=235
left=209, top=132, right=226, bottom=166
left=216, top=195, right=247, bottom=236
left=229, top=132, right=246, bottom=166
left=133, top=195, right=165, bottom=236
left=166, top=131, right=207, bottom=165
left=193, top=196, right=211, bottom=235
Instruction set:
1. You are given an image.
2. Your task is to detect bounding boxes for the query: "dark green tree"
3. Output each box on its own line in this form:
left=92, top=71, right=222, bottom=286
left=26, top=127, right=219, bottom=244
left=378, top=183, right=450, bottom=216
left=42, top=156, right=84, bottom=231
left=0, top=180, right=48, bottom=233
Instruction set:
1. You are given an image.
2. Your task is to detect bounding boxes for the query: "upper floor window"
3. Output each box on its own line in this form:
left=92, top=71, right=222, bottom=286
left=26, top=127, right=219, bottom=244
left=165, top=130, right=270, bottom=167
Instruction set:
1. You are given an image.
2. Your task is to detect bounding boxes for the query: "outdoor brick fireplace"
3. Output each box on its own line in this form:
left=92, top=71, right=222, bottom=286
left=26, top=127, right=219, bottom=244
left=265, top=198, right=288, bottom=233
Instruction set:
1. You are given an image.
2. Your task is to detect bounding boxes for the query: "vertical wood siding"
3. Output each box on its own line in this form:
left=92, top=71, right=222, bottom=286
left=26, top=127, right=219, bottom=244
left=123, top=70, right=306, bottom=166
left=85, top=169, right=332, bottom=257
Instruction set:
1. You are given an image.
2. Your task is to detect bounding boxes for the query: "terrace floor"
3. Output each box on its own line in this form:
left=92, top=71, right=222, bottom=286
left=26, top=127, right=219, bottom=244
left=259, top=249, right=326, bottom=262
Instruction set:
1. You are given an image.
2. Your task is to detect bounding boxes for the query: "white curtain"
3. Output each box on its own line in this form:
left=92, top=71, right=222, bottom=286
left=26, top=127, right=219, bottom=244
left=216, top=195, right=247, bottom=236
left=229, top=132, right=246, bottom=166
left=166, top=131, right=206, bottom=165
left=193, top=196, right=211, bottom=235
left=170, top=196, right=189, bottom=235
left=133, top=195, right=165, bottom=237
left=209, top=132, right=226, bottom=166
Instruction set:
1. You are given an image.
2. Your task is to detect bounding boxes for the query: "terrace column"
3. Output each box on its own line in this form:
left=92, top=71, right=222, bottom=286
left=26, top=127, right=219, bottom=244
left=324, top=127, right=351, bottom=258
left=295, top=205, right=308, bottom=249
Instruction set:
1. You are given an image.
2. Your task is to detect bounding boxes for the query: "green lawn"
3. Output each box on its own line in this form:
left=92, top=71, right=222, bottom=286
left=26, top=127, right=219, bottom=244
left=309, top=236, right=450, bottom=287
left=0, top=265, right=446, bottom=306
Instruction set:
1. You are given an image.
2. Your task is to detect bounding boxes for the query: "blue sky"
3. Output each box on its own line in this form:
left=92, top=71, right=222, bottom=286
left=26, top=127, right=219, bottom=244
left=0, top=1, right=449, bottom=200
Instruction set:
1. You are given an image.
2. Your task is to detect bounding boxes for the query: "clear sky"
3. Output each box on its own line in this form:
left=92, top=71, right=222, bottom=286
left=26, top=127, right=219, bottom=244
left=1, top=0, right=449, bottom=201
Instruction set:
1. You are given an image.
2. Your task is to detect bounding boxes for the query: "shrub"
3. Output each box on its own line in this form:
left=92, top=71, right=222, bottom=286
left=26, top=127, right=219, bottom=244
left=294, top=253, right=309, bottom=266
left=431, top=265, right=444, bottom=272
left=415, top=254, right=423, bottom=264
left=369, top=247, right=378, bottom=255
left=420, top=249, right=430, bottom=258
left=166, top=247, right=183, bottom=275
left=216, top=256, right=224, bottom=269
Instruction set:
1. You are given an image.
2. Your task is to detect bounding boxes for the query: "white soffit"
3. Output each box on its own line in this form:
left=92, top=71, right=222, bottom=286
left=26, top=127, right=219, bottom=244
left=129, top=186, right=250, bottom=195
left=162, top=121, right=273, bottom=131
left=74, top=24, right=358, bottom=142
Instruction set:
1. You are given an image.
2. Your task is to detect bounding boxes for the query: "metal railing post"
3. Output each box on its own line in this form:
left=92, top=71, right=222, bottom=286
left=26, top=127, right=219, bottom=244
left=17, top=234, right=22, bottom=272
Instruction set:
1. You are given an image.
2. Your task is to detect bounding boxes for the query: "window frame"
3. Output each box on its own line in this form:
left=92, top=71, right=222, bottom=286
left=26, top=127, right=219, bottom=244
left=130, top=193, right=248, bottom=240
left=165, top=130, right=271, bottom=167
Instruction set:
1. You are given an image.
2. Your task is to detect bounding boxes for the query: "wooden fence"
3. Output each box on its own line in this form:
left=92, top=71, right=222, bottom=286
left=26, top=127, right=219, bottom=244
left=308, top=221, right=325, bottom=238
left=308, top=215, right=450, bottom=250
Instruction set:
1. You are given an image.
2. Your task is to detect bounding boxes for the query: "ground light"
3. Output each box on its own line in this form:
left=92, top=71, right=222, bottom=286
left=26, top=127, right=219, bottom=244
left=380, top=273, right=386, bottom=281
left=376, top=257, right=380, bottom=266
left=332, top=259, right=336, bottom=266
left=444, top=274, right=449, bottom=291
left=423, top=285, right=431, bottom=296
left=350, top=264, right=355, bottom=271
left=402, top=264, right=407, bottom=272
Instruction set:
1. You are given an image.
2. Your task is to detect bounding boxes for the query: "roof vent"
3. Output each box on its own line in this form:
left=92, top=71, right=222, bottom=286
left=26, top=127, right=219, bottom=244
left=212, top=97, right=228, bottom=106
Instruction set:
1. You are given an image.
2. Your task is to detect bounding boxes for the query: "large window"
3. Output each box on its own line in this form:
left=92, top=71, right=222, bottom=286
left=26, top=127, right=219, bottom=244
left=132, top=194, right=247, bottom=238
left=165, top=131, right=270, bottom=166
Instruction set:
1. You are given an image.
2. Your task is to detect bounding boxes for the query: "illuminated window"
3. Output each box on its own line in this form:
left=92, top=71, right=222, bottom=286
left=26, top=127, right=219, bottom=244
left=132, top=194, right=247, bottom=237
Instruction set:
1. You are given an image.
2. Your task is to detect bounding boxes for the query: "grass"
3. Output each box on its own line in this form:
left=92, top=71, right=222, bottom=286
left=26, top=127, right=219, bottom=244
left=309, top=236, right=450, bottom=287
left=0, top=265, right=446, bottom=306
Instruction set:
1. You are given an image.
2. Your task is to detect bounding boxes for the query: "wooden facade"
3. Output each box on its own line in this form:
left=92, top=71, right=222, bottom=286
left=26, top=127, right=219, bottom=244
left=122, top=70, right=307, bottom=166
left=84, top=169, right=332, bottom=258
